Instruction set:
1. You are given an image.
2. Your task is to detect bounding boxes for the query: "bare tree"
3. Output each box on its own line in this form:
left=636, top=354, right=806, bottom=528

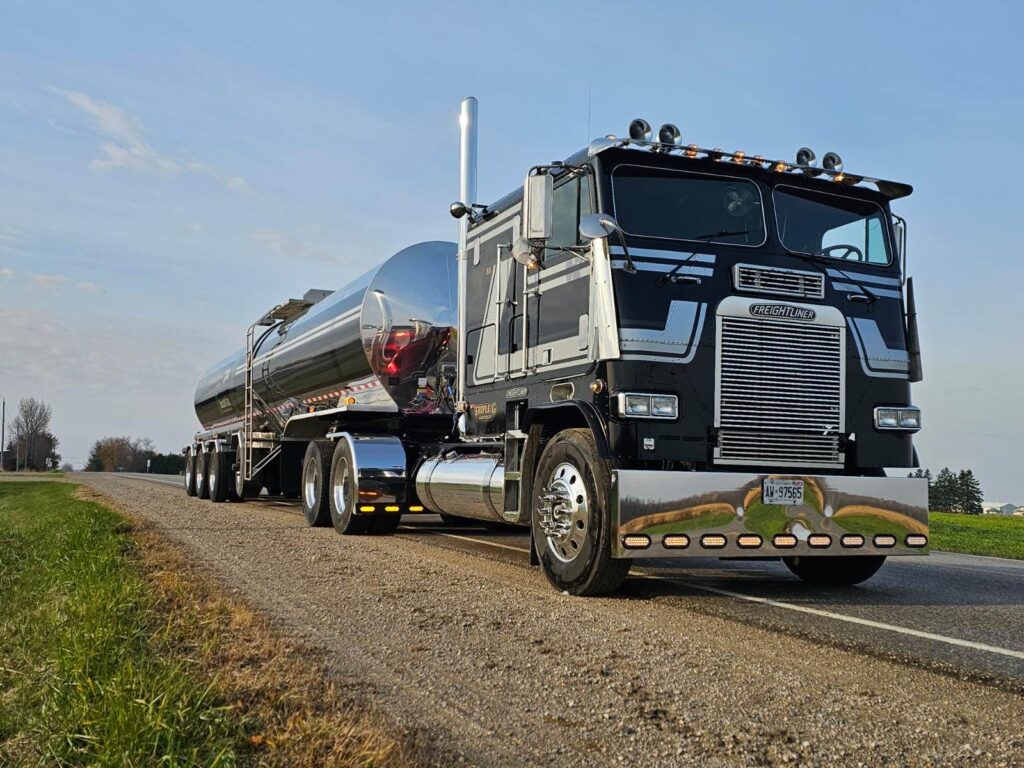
left=85, top=436, right=156, bottom=472
left=6, top=398, right=60, bottom=471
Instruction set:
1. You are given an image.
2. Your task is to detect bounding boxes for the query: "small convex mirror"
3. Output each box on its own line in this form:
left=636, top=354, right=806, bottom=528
left=578, top=213, right=619, bottom=241
left=523, top=173, right=553, bottom=240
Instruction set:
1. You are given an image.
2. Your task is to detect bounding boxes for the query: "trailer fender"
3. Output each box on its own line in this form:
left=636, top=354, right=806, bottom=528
left=324, top=432, right=409, bottom=511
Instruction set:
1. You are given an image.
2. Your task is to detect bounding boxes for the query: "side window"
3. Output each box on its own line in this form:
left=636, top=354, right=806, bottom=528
left=548, top=174, right=593, bottom=250
left=821, top=217, right=888, bottom=265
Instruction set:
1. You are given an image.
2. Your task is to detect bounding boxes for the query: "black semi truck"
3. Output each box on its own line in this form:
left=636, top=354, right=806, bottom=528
left=184, top=98, right=928, bottom=595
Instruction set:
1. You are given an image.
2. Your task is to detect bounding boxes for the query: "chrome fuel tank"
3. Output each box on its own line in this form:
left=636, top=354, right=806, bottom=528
left=194, top=241, right=457, bottom=431
left=415, top=451, right=505, bottom=522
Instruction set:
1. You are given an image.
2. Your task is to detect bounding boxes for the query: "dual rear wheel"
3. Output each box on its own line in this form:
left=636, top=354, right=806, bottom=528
left=301, top=440, right=400, bottom=536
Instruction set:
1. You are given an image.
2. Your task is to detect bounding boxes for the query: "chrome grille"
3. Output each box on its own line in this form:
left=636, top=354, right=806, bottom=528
left=716, top=314, right=844, bottom=468
left=734, top=264, right=825, bottom=300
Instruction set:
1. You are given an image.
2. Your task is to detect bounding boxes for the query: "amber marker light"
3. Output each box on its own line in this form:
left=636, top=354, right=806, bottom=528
left=737, top=534, right=763, bottom=549
left=841, top=534, right=865, bottom=548
left=685, top=143, right=699, bottom=158
left=700, top=534, right=727, bottom=549
left=773, top=534, right=798, bottom=548
left=808, top=534, right=832, bottom=548
left=359, top=505, right=375, bottom=513
left=732, top=150, right=746, bottom=163
left=662, top=534, right=690, bottom=549
left=874, top=534, right=897, bottom=548
left=408, top=505, right=425, bottom=512
left=905, top=534, right=928, bottom=548
left=384, top=505, right=400, bottom=512
left=622, top=534, right=651, bottom=550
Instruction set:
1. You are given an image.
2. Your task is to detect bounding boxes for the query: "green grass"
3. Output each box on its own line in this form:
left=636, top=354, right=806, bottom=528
left=929, top=511, right=1024, bottom=560
left=0, top=481, right=245, bottom=766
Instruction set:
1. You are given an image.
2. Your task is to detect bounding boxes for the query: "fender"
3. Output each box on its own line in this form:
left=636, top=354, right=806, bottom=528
left=523, top=400, right=611, bottom=458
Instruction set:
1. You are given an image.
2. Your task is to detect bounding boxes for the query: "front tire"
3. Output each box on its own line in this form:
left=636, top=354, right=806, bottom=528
left=783, top=555, right=886, bottom=586
left=184, top=450, right=198, bottom=497
left=301, top=440, right=332, bottom=527
left=196, top=450, right=210, bottom=499
left=531, top=429, right=631, bottom=596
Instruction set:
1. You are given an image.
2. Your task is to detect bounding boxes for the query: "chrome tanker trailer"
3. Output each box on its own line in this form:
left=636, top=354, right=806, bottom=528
left=185, top=98, right=929, bottom=595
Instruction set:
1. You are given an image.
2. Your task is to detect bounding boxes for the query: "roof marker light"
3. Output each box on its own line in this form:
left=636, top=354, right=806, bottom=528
left=732, top=150, right=746, bottom=164
left=685, top=143, right=699, bottom=158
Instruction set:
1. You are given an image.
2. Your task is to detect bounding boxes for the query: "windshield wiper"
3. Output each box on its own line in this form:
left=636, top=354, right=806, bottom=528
left=657, top=229, right=749, bottom=286
left=785, top=249, right=879, bottom=305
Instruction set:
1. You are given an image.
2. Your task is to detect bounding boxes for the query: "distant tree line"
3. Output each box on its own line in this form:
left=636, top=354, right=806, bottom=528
left=908, top=467, right=984, bottom=514
left=84, top=436, right=185, bottom=474
left=2, top=398, right=61, bottom=471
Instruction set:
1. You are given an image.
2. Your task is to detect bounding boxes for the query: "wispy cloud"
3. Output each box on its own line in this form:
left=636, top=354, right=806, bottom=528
left=0, top=267, right=14, bottom=280
left=50, top=87, right=252, bottom=193
left=0, top=225, right=26, bottom=255
left=76, top=281, right=100, bottom=292
left=33, top=273, right=69, bottom=288
left=251, top=228, right=338, bottom=264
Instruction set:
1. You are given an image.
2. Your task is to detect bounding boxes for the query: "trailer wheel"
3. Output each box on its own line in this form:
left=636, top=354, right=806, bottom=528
left=208, top=451, right=231, bottom=503
left=783, top=555, right=886, bottom=586
left=531, top=428, right=631, bottom=596
left=184, top=450, right=198, bottom=497
left=328, top=439, right=370, bottom=535
left=196, top=450, right=210, bottom=499
left=301, top=440, right=333, bottom=527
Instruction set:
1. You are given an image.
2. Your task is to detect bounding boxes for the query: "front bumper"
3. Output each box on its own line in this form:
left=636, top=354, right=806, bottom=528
left=611, top=471, right=929, bottom=559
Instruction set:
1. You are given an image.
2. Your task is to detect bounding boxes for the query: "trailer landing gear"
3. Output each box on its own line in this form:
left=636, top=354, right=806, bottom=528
left=531, top=429, right=631, bottom=596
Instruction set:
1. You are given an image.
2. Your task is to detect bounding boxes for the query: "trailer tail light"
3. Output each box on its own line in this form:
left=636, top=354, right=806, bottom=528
left=700, top=534, right=727, bottom=549
left=873, top=534, right=897, bottom=548
left=662, top=534, right=690, bottom=549
left=841, top=534, right=865, bottom=548
left=808, top=534, right=832, bottom=548
left=622, top=534, right=651, bottom=550
left=737, top=534, right=762, bottom=549
left=773, top=534, right=798, bottom=549
left=905, top=534, right=928, bottom=548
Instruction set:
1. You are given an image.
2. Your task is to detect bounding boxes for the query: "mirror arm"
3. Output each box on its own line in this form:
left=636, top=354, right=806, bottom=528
left=613, top=230, right=636, bottom=274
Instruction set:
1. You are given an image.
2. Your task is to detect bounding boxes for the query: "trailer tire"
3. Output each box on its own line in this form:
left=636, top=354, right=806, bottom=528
left=531, top=428, right=631, bottom=596
left=196, top=450, right=210, bottom=499
left=208, top=451, right=231, bottom=503
left=328, top=439, right=370, bottom=535
left=185, top=451, right=198, bottom=497
left=783, top=555, right=886, bottom=586
left=301, top=440, right=333, bottom=527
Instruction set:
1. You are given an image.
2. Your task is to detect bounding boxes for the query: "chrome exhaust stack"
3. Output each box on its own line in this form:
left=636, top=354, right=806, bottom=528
left=456, top=97, right=478, bottom=408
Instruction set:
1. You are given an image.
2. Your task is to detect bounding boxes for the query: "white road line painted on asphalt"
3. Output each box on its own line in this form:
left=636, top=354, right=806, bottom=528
left=123, top=475, right=183, bottom=488
left=398, top=528, right=533, bottom=554
left=403, top=529, right=1024, bottom=662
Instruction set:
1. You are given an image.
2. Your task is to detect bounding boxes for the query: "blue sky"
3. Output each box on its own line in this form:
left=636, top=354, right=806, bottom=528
left=1, top=1, right=1021, bottom=498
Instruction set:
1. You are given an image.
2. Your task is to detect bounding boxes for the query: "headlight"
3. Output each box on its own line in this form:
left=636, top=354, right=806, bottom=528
left=616, top=393, right=678, bottom=419
left=874, top=406, right=921, bottom=432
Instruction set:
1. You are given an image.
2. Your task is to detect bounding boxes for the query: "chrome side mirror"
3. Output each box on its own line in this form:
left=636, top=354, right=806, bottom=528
left=579, top=213, right=621, bottom=241
left=523, top=173, right=553, bottom=240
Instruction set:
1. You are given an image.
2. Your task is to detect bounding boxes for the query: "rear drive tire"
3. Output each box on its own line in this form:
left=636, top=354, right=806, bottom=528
left=531, top=429, right=631, bottom=596
left=783, top=555, right=886, bottom=586
left=302, top=440, right=333, bottom=527
left=328, top=439, right=370, bottom=534
left=208, top=451, right=231, bottom=503
left=184, top=450, right=198, bottom=497
left=367, top=513, right=401, bottom=535
left=196, top=450, right=210, bottom=499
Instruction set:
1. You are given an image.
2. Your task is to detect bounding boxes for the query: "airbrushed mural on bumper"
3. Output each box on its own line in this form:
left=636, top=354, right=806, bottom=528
left=611, top=470, right=929, bottom=559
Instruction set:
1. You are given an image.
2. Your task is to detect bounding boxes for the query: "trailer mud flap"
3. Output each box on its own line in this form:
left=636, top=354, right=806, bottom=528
left=610, top=470, right=929, bottom=559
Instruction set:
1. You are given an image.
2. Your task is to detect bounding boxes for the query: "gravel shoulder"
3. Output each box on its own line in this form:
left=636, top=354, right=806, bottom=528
left=79, top=474, right=1024, bottom=767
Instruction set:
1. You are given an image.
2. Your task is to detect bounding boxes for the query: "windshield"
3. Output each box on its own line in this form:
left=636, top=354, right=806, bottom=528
left=773, top=186, right=891, bottom=265
left=611, top=165, right=766, bottom=247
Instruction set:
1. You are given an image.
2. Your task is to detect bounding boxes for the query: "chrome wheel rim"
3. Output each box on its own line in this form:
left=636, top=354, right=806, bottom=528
left=538, top=461, right=589, bottom=563
left=209, top=462, right=217, bottom=494
left=185, top=461, right=193, bottom=489
left=303, top=459, right=319, bottom=510
left=196, top=456, right=204, bottom=493
left=332, top=458, right=349, bottom=516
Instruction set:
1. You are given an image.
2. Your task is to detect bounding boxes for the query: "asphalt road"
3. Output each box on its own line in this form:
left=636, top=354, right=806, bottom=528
left=119, top=472, right=1024, bottom=689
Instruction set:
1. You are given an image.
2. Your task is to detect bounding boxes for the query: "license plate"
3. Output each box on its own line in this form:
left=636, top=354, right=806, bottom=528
left=762, top=478, right=805, bottom=506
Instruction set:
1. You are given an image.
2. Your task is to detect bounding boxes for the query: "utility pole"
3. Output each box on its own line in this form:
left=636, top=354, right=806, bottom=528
left=0, top=397, right=4, bottom=472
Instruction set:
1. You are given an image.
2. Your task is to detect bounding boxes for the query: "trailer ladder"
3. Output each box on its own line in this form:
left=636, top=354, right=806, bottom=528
left=243, top=298, right=316, bottom=482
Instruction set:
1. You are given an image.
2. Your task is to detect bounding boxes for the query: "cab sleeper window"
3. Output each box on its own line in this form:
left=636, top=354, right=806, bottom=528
left=610, top=165, right=766, bottom=246
left=773, top=186, right=891, bottom=265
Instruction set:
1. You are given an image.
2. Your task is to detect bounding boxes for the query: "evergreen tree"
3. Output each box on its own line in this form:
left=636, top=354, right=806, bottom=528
left=931, top=467, right=956, bottom=512
left=957, top=469, right=984, bottom=515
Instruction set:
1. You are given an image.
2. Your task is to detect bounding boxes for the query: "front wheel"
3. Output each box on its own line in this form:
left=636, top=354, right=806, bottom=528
left=783, top=555, right=886, bottom=586
left=531, top=429, right=631, bottom=596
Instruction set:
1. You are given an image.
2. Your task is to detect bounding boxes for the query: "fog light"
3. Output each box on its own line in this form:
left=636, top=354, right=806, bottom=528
left=905, top=534, right=928, bottom=548
left=808, top=534, right=832, bottom=548
left=662, top=534, right=690, bottom=549
left=773, top=534, right=798, bottom=548
left=701, top=534, right=727, bottom=549
left=874, top=534, right=897, bottom=548
left=841, top=534, right=865, bottom=548
left=737, top=534, right=763, bottom=549
left=623, top=534, right=651, bottom=549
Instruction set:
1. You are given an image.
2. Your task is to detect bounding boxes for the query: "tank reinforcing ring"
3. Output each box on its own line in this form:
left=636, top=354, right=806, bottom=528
left=538, top=461, right=590, bottom=563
